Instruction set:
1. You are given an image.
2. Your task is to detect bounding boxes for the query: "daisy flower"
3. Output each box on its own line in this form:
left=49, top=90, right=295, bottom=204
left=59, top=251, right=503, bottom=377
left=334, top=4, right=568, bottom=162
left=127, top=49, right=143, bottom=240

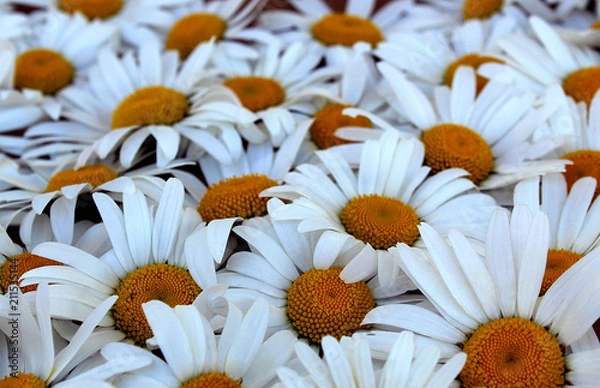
left=0, top=282, right=150, bottom=387
left=370, top=62, right=569, bottom=191
left=101, top=298, right=298, bottom=388
left=363, top=207, right=600, bottom=387
left=422, top=0, right=557, bottom=22
left=265, top=129, right=498, bottom=288
left=19, top=178, right=210, bottom=346
left=276, top=331, right=467, bottom=388
left=217, top=198, right=417, bottom=345
left=0, top=11, right=117, bottom=120
left=52, top=40, right=254, bottom=167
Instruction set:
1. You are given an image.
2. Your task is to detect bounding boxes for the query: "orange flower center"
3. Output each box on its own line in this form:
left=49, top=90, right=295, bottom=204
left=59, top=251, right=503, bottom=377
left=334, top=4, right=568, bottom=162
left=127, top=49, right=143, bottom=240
left=311, top=13, right=383, bottom=47
left=443, top=53, right=504, bottom=95
left=223, top=76, right=285, bottom=112
left=46, top=164, right=118, bottom=192
left=182, top=373, right=241, bottom=388
left=112, top=86, right=189, bottom=129
left=463, top=0, right=504, bottom=20
left=0, top=253, right=62, bottom=293
left=562, top=66, right=600, bottom=107
left=561, top=149, right=600, bottom=199
left=59, top=0, right=123, bottom=19
left=166, top=13, right=227, bottom=59
left=541, top=249, right=584, bottom=295
left=14, top=49, right=74, bottom=95
left=0, top=372, right=45, bottom=388
left=310, top=104, right=372, bottom=149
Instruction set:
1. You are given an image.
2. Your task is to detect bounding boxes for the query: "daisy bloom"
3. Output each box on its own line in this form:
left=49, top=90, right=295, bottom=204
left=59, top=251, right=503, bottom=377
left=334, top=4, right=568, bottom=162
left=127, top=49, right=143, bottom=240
left=0, top=282, right=150, bottom=387
left=217, top=198, right=416, bottom=345
left=0, top=11, right=117, bottom=120
left=19, top=178, right=209, bottom=346
left=364, top=207, right=600, bottom=387
left=276, top=331, right=467, bottom=388
left=371, top=62, right=569, bottom=191
left=102, top=298, right=298, bottom=388
left=265, top=129, right=498, bottom=287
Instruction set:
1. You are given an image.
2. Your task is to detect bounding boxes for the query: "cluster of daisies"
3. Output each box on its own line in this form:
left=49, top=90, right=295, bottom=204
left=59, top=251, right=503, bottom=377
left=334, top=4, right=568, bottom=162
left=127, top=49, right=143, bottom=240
left=1, top=0, right=600, bottom=386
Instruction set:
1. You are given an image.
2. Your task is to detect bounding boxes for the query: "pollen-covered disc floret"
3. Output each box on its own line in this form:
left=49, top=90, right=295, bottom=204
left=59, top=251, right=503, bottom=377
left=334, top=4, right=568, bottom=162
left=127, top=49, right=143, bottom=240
left=197, top=174, right=278, bottom=223
left=223, top=76, right=285, bottom=112
left=340, top=194, right=420, bottom=250
left=14, top=49, right=74, bottom=95
left=111, top=86, right=190, bottom=129
left=463, top=0, right=503, bottom=20
left=166, top=13, right=227, bottom=59
left=311, top=13, right=383, bottom=47
left=45, top=164, right=118, bottom=192
left=541, top=249, right=584, bottom=295
left=310, top=104, right=372, bottom=149
left=460, top=317, right=565, bottom=387
left=113, top=264, right=201, bottom=344
left=59, top=0, right=123, bottom=19
left=444, top=54, right=504, bottom=95
left=182, top=373, right=241, bottom=388
left=422, top=124, right=494, bottom=185
left=561, top=150, right=600, bottom=198
left=287, top=267, right=374, bottom=344
left=0, top=253, right=62, bottom=293
left=562, top=67, right=600, bottom=107
left=0, top=372, right=45, bottom=388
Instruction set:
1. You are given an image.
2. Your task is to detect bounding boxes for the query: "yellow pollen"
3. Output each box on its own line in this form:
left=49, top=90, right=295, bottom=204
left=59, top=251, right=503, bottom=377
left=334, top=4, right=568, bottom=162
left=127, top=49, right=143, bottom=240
left=443, top=54, right=504, bottom=95
left=463, top=0, right=504, bottom=20
left=0, top=253, right=62, bottom=294
left=14, top=49, right=74, bottom=95
left=340, top=194, right=420, bottom=250
left=182, top=373, right=241, bottom=388
left=591, top=20, right=600, bottom=30
left=287, top=267, right=374, bottom=344
left=460, top=317, right=565, bottom=387
left=0, top=372, right=45, bottom=388
left=59, top=0, right=123, bottom=19
left=111, top=86, right=189, bottom=129
left=310, top=104, right=372, bottom=149
left=46, top=164, right=118, bottom=192
left=197, top=174, right=278, bottom=223
left=166, top=13, right=227, bottom=59
left=422, top=123, right=494, bottom=185
left=541, top=249, right=584, bottom=295
left=113, top=264, right=201, bottom=344
left=562, top=149, right=600, bottom=199
left=311, top=13, right=383, bottom=47
left=562, top=66, right=600, bottom=107
left=223, top=76, right=285, bottom=112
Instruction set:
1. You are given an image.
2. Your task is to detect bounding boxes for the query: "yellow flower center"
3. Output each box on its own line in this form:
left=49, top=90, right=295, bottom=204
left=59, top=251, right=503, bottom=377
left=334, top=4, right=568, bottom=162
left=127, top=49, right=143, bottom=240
left=443, top=53, right=504, bottom=95
left=422, top=123, right=494, bottom=185
left=591, top=20, right=600, bottom=29
left=311, top=13, right=383, bottom=47
left=562, top=150, right=600, bottom=199
left=166, top=13, right=227, bottom=59
left=111, top=86, right=190, bottom=130
left=287, top=267, right=374, bottom=344
left=460, top=317, right=565, bottom=387
left=14, top=49, right=74, bottom=95
left=45, top=164, right=118, bottom=192
left=562, top=66, right=600, bottom=107
left=310, top=104, right=372, bottom=149
left=223, top=76, right=285, bottom=112
left=197, top=174, right=278, bottom=223
left=113, top=264, right=201, bottom=344
left=340, top=194, right=420, bottom=249
left=463, top=0, right=504, bottom=20
left=0, top=372, right=45, bottom=388
left=0, top=253, right=62, bottom=294
left=541, top=249, right=584, bottom=295
left=59, top=0, right=123, bottom=19
left=182, top=373, right=241, bottom=388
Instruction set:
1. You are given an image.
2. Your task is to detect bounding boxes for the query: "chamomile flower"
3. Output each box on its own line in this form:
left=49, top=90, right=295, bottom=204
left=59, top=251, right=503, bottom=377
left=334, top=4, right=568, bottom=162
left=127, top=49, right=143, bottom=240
left=102, top=298, right=297, bottom=388
left=264, top=130, right=497, bottom=289
left=19, top=178, right=211, bottom=345
left=371, top=62, right=569, bottom=191
left=0, top=11, right=117, bottom=120
left=53, top=40, right=254, bottom=168
left=364, top=207, right=600, bottom=387
left=276, top=332, right=467, bottom=388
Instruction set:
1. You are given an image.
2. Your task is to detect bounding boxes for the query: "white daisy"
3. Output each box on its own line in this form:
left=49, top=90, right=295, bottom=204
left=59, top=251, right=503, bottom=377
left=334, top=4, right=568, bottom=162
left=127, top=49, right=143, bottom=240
left=363, top=207, right=600, bottom=386
left=100, top=298, right=298, bottom=388
left=0, top=11, right=117, bottom=120
left=276, top=331, right=467, bottom=388
left=19, top=178, right=212, bottom=346
left=265, top=129, right=498, bottom=289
